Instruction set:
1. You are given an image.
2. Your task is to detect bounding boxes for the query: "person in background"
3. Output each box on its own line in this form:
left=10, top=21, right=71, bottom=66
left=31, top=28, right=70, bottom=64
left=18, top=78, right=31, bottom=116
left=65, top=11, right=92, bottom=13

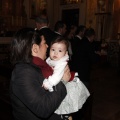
left=10, top=28, right=71, bottom=120
left=54, top=20, right=67, bottom=37
left=75, top=25, right=86, bottom=40
left=71, top=28, right=101, bottom=120
left=73, top=27, right=101, bottom=87
left=54, top=20, right=73, bottom=61
left=64, top=24, right=78, bottom=60
left=35, top=14, right=56, bottom=56
left=71, top=25, right=86, bottom=61
left=42, top=36, right=90, bottom=120
left=65, top=24, right=78, bottom=40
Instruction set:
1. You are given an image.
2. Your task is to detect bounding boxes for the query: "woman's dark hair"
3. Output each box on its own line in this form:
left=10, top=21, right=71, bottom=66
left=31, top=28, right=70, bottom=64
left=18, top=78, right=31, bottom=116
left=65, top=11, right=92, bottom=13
left=50, top=36, right=69, bottom=50
left=10, top=27, right=43, bottom=65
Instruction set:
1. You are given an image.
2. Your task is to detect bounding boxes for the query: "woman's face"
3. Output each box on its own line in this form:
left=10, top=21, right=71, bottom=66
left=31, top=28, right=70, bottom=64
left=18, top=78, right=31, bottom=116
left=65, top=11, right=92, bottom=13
left=33, top=35, right=48, bottom=60
left=39, top=36, right=48, bottom=60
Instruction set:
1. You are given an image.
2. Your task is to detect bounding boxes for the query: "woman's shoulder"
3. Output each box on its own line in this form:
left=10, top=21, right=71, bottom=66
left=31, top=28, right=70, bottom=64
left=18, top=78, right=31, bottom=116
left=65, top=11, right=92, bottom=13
left=14, top=62, right=40, bottom=74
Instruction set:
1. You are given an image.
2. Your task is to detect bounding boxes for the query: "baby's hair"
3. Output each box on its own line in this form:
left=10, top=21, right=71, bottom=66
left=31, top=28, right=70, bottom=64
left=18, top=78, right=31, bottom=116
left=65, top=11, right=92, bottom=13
left=51, top=36, right=69, bottom=50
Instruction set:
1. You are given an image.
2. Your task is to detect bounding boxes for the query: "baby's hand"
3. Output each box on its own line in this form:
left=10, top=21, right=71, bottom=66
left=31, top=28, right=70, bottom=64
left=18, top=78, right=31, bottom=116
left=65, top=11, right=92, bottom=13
left=42, top=79, right=54, bottom=92
left=42, top=84, right=48, bottom=90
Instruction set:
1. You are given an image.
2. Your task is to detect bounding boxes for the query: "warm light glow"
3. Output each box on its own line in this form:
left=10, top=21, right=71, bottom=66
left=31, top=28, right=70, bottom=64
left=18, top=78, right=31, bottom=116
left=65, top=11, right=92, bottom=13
left=61, top=0, right=79, bottom=5
left=98, top=0, right=105, bottom=6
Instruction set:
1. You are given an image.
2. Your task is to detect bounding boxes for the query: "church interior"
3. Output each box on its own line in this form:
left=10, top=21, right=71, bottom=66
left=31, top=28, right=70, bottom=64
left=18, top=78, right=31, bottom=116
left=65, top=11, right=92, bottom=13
left=0, top=0, right=120, bottom=120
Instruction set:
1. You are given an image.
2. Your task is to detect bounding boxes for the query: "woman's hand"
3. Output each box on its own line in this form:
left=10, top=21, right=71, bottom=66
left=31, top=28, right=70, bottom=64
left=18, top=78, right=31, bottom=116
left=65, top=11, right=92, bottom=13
left=62, top=65, right=71, bottom=84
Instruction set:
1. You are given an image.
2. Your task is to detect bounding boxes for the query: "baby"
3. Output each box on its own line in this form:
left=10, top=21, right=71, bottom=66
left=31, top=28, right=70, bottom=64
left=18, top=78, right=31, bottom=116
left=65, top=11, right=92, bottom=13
left=42, top=36, right=90, bottom=115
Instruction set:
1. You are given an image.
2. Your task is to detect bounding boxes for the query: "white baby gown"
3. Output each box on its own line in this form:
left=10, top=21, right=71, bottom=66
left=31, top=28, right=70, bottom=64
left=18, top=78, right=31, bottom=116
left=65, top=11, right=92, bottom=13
left=55, top=75, right=90, bottom=114
left=43, top=55, right=90, bottom=114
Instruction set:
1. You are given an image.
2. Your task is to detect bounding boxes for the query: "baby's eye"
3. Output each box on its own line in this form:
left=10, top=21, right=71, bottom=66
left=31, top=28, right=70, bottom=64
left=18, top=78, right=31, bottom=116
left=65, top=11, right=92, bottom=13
left=51, top=49, right=55, bottom=51
left=59, top=50, right=62, bottom=52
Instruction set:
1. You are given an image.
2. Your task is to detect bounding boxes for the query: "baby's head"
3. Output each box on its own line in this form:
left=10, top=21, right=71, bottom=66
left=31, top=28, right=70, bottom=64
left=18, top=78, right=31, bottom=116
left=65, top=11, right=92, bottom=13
left=50, top=36, right=69, bottom=61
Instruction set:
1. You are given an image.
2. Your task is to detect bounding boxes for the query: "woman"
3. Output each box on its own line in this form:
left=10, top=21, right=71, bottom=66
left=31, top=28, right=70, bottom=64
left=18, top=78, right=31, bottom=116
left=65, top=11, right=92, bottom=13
left=10, top=28, right=71, bottom=120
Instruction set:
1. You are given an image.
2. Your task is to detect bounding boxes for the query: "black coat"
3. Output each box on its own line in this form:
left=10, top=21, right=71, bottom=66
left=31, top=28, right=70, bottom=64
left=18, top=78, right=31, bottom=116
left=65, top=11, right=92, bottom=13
left=71, top=37, right=100, bottom=83
left=10, top=62, right=67, bottom=120
left=71, top=36, right=82, bottom=59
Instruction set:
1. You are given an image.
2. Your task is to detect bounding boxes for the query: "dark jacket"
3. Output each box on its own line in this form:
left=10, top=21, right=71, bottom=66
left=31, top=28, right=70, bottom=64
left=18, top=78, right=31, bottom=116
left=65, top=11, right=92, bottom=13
left=10, top=62, right=67, bottom=120
left=71, top=37, right=100, bottom=83
left=71, top=36, right=82, bottom=58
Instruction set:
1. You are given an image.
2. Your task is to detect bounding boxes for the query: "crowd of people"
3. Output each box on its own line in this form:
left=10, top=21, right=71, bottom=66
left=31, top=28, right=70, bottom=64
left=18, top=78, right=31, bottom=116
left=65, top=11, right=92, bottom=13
left=10, top=13, right=102, bottom=120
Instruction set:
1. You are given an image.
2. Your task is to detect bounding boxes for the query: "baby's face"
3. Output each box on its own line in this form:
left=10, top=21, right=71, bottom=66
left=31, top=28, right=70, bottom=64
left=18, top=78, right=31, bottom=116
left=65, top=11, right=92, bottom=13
left=50, top=42, right=67, bottom=61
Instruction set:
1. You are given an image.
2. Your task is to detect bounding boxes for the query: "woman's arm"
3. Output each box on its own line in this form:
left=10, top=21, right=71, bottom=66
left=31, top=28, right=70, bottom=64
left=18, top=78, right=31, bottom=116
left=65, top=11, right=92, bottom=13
left=11, top=64, right=67, bottom=118
left=62, top=65, right=71, bottom=84
left=43, top=60, right=67, bottom=91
